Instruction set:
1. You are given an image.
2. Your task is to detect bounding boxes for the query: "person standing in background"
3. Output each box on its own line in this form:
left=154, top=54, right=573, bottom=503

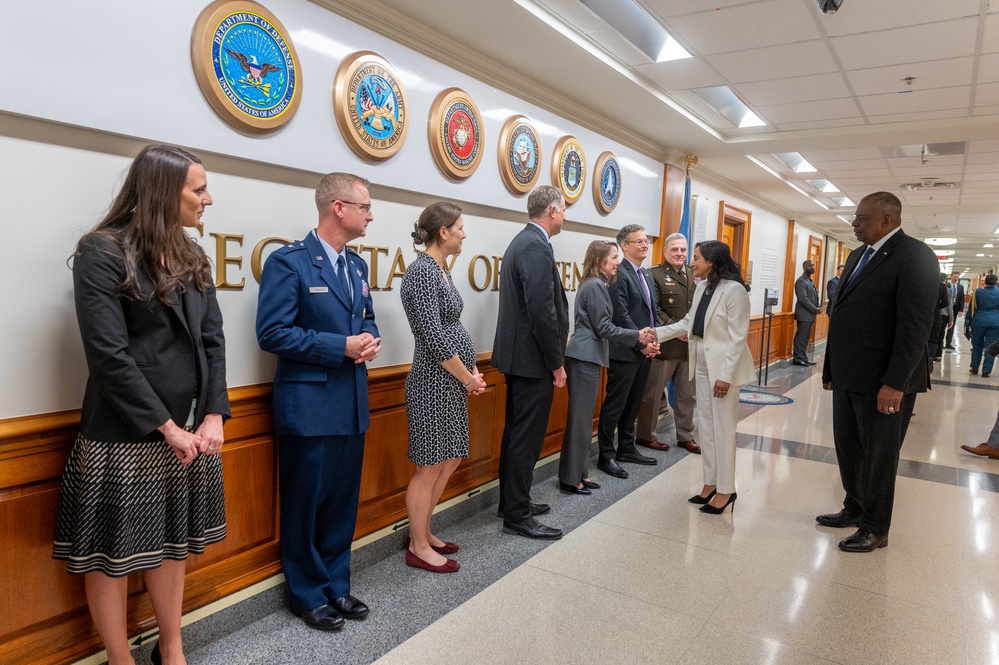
left=793, top=260, right=820, bottom=366
left=945, top=272, right=965, bottom=349
left=827, top=264, right=844, bottom=316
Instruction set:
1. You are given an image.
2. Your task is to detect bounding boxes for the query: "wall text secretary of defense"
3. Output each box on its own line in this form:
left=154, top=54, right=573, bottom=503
left=205, top=231, right=586, bottom=293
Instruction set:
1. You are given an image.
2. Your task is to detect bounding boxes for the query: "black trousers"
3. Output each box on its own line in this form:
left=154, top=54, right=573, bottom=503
left=497, top=374, right=555, bottom=523
left=793, top=319, right=814, bottom=362
left=597, top=357, right=652, bottom=464
left=937, top=315, right=950, bottom=353
left=945, top=313, right=958, bottom=346
left=831, top=388, right=917, bottom=535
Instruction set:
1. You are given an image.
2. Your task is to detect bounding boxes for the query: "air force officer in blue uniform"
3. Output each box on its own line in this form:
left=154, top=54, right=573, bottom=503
left=256, top=173, right=381, bottom=631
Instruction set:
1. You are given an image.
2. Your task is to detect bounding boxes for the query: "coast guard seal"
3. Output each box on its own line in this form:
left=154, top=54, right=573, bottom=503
left=191, top=0, right=301, bottom=133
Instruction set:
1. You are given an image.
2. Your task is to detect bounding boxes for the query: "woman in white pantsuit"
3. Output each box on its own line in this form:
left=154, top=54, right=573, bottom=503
left=652, top=240, right=755, bottom=514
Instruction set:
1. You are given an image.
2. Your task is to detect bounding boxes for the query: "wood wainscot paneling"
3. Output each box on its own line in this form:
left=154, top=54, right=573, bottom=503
left=0, top=354, right=585, bottom=665
left=748, top=312, right=796, bottom=366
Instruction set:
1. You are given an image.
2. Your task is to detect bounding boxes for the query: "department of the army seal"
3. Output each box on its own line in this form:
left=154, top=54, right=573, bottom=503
left=593, top=151, right=622, bottom=215
left=428, top=88, right=484, bottom=181
left=497, top=116, right=541, bottom=195
left=551, top=136, right=586, bottom=205
left=333, top=51, right=409, bottom=162
left=191, top=0, right=302, bottom=133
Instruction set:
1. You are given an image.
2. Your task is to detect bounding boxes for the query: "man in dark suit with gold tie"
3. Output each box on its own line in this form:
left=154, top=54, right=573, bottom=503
left=818, top=192, right=938, bottom=552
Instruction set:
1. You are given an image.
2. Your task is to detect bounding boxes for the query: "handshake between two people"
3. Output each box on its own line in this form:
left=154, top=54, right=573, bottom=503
left=638, top=327, right=690, bottom=358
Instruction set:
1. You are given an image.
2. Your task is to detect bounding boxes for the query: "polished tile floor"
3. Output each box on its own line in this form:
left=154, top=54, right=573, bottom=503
left=373, top=339, right=999, bottom=665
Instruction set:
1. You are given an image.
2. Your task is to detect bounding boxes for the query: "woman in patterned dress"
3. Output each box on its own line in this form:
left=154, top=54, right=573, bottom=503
left=53, top=145, right=229, bottom=665
left=400, top=202, right=485, bottom=573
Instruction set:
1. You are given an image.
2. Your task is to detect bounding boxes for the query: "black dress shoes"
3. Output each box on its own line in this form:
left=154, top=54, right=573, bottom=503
left=292, top=604, right=345, bottom=631
left=581, top=479, right=601, bottom=489
left=502, top=516, right=563, bottom=540
left=331, top=595, right=369, bottom=620
left=597, top=459, right=629, bottom=478
left=559, top=481, right=592, bottom=495
left=815, top=510, right=861, bottom=528
left=617, top=451, right=657, bottom=465
left=792, top=360, right=810, bottom=366
left=838, top=529, right=888, bottom=552
left=496, top=502, right=550, bottom=519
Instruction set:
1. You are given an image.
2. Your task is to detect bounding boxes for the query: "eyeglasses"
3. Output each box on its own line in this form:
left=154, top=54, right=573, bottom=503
left=626, top=239, right=650, bottom=246
left=336, top=200, right=372, bottom=214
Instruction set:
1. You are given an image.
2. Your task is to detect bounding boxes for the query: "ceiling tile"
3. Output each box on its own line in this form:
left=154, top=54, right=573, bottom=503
left=635, top=58, right=725, bottom=91
left=585, top=28, right=653, bottom=65
left=831, top=19, right=978, bottom=70
left=771, top=117, right=859, bottom=132
left=976, top=82, right=999, bottom=107
left=965, top=172, right=999, bottom=181
left=975, top=104, right=999, bottom=115
left=966, top=163, right=999, bottom=173
left=867, top=108, right=970, bottom=124
left=846, top=58, right=974, bottom=97
left=980, top=54, right=999, bottom=83
left=645, top=0, right=757, bottom=19
left=664, top=0, right=820, bottom=55
left=737, top=72, right=851, bottom=106
left=706, top=40, right=837, bottom=82
left=969, top=140, right=999, bottom=152
left=820, top=0, right=981, bottom=37
left=986, top=15, right=999, bottom=53
left=757, top=97, right=862, bottom=124
left=967, top=151, right=999, bottom=164
left=804, top=148, right=885, bottom=161
left=859, top=87, right=971, bottom=116
left=824, top=167, right=894, bottom=178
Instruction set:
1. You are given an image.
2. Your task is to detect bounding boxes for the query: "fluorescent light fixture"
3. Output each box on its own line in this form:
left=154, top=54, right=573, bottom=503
left=925, top=238, right=957, bottom=246
left=837, top=215, right=853, bottom=224
left=986, top=244, right=995, bottom=248
left=773, top=152, right=816, bottom=173
left=936, top=250, right=955, bottom=256
left=579, top=0, right=691, bottom=62
left=746, top=155, right=828, bottom=209
left=806, top=179, right=839, bottom=193
left=977, top=253, right=985, bottom=257
left=830, top=197, right=854, bottom=208
left=693, top=86, right=766, bottom=128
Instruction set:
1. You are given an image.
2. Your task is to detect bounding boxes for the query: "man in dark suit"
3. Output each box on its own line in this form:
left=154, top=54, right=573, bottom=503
left=492, top=185, right=569, bottom=540
left=597, top=224, right=661, bottom=480
left=945, top=271, right=965, bottom=349
left=256, top=173, right=381, bottom=630
left=637, top=232, right=699, bottom=454
left=793, top=260, right=820, bottom=366
left=818, top=192, right=938, bottom=552
left=826, top=264, right=843, bottom=316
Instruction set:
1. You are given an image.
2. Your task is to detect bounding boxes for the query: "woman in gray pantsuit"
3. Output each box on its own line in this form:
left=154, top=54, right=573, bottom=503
left=559, top=241, right=655, bottom=494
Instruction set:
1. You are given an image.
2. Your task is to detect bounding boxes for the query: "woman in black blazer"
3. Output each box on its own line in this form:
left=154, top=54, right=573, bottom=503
left=559, top=240, right=653, bottom=494
left=53, top=145, right=229, bottom=665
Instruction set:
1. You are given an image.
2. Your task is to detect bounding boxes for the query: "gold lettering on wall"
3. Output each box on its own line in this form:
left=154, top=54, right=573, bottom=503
left=250, top=237, right=293, bottom=283
left=352, top=245, right=389, bottom=289
left=468, top=254, right=491, bottom=292
left=211, top=233, right=245, bottom=289
left=384, top=248, right=407, bottom=290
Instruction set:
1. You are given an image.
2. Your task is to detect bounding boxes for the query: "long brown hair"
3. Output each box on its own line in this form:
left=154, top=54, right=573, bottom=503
left=78, top=144, right=213, bottom=304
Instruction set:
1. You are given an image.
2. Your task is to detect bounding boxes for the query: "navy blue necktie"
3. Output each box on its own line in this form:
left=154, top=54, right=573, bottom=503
left=337, top=254, right=351, bottom=299
left=847, top=247, right=876, bottom=286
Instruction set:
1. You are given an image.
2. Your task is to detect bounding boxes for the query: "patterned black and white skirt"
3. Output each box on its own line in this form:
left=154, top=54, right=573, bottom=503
left=52, top=433, right=226, bottom=576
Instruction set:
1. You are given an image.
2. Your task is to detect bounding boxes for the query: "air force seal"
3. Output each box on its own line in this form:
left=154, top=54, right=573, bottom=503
left=552, top=136, right=586, bottom=205
left=428, top=88, right=484, bottom=181
left=191, top=0, right=301, bottom=133
left=497, top=116, right=541, bottom=195
left=333, top=51, right=409, bottom=162
left=593, top=151, right=622, bottom=215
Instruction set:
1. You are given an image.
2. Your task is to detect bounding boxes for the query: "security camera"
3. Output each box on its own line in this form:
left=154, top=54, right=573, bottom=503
left=817, top=0, right=843, bottom=13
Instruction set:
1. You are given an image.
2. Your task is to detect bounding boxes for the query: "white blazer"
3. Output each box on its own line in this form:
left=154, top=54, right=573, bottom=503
left=655, top=278, right=756, bottom=386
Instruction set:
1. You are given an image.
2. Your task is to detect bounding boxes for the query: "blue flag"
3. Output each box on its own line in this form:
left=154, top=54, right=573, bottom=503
left=679, top=170, right=692, bottom=265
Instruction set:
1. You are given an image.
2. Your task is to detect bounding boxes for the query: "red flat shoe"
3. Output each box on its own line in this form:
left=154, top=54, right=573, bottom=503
left=407, top=536, right=459, bottom=555
left=406, top=549, right=460, bottom=573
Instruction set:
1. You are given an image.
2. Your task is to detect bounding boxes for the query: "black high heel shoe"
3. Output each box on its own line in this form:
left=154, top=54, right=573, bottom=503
left=700, top=492, right=737, bottom=514
left=688, top=490, right=717, bottom=505
left=150, top=642, right=161, bottom=665
left=560, top=481, right=592, bottom=495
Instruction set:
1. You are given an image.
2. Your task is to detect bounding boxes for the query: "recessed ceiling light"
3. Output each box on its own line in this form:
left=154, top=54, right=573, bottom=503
left=925, top=238, right=958, bottom=246
left=936, top=250, right=955, bottom=256
left=579, top=0, right=692, bottom=63
left=977, top=253, right=985, bottom=257
left=837, top=215, right=852, bottom=224
left=806, top=179, right=840, bottom=193
left=693, top=86, right=766, bottom=128
left=773, top=152, right=816, bottom=173
left=985, top=244, right=995, bottom=248
left=830, top=197, right=853, bottom=208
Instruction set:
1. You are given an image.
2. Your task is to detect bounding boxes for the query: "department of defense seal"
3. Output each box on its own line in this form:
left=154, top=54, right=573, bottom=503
left=593, top=151, right=622, bottom=215
left=333, top=51, right=409, bottom=162
left=551, top=136, right=586, bottom=205
left=428, top=88, right=484, bottom=181
left=191, top=0, right=301, bottom=133
left=497, top=116, right=541, bottom=195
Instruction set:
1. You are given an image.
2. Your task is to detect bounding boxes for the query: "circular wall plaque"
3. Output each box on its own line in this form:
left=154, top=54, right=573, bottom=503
left=497, top=116, right=541, bottom=195
left=428, top=88, right=484, bottom=181
left=593, top=151, right=622, bottom=215
left=551, top=136, right=586, bottom=205
left=333, top=51, right=410, bottom=162
left=191, top=0, right=302, bottom=133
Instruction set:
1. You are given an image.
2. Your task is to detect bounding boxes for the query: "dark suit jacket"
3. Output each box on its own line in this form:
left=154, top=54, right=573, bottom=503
left=822, top=230, right=938, bottom=395
left=74, top=234, right=229, bottom=442
left=256, top=233, right=378, bottom=436
left=564, top=277, right=640, bottom=367
left=826, top=275, right=840, bottom=315
left=953, top=283, right=966, bottom=314
left=608, top=260, right=660, bottom=363
left=491, top=224, right=569, bottom=379
left=650, top=262, right=693, bottom=360
left=794, top=274, right=820, bottom=321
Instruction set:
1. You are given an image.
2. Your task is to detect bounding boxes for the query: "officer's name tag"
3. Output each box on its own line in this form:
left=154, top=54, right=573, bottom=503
left=309, top=286, right=329, bottom=294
